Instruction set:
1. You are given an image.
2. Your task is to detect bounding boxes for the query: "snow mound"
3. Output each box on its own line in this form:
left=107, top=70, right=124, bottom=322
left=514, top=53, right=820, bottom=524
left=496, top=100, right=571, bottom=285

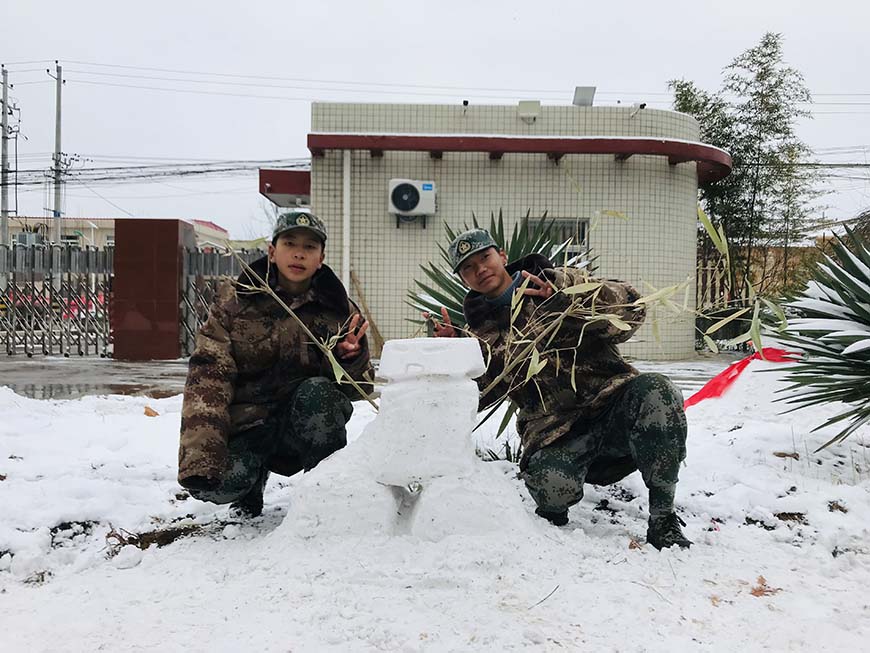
left=281, top=338, right=530, bottom=540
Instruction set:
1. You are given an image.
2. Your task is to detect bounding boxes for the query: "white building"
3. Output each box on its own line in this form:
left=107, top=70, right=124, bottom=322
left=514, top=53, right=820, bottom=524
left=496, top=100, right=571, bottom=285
left=6, top=217, right=232, bottom=250
left=261, top=98, right=731, bottom=360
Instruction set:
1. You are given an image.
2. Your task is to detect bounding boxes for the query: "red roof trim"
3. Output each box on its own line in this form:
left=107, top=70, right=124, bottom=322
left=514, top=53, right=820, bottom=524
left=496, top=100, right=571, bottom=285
left=307, top=134, right=732, bottom=184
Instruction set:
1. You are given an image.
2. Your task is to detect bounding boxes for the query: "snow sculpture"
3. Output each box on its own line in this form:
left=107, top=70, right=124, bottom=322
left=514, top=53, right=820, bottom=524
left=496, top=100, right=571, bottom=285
left=278, top=337, right=529, bottom=542
left=365, top=337, right=484, bottom=486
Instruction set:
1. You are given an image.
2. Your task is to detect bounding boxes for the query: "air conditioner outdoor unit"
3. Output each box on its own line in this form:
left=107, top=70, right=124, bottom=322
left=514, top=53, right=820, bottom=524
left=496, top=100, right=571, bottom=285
left=388, top=179, right=437, bottom=216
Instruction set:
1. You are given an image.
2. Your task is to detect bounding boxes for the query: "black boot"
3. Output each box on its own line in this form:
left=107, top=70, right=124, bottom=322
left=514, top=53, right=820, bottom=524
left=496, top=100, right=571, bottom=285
left=647, top=512, right=692, bottom=550
left=535, top=507, right=569, bottom=526
left=229, top=469, right=269, bottom=519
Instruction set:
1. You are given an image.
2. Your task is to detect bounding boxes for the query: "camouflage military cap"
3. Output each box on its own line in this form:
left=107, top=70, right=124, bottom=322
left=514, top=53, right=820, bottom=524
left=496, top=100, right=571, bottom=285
left=272, top=210, right=328, bottom=243
left=448, top=228, right=498, bottom=272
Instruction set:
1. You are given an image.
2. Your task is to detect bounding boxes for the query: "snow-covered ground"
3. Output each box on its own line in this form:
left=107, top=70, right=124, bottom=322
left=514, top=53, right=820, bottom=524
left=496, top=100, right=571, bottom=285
left=1, top=356, right=869, bottom=652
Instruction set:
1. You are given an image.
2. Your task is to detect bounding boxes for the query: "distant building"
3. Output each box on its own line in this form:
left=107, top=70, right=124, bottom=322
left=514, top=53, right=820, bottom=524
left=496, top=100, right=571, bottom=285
left=6, top=217, right=231, bottom=250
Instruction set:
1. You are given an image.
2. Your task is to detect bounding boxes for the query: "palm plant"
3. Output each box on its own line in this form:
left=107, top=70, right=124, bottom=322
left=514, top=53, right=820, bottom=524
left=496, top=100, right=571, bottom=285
left=406, top=210, right=593, bottom=330
left=776, top=227, right=870, bottom=449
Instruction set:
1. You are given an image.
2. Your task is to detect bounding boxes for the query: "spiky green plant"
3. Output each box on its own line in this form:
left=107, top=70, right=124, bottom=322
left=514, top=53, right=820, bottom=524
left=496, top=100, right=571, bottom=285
left=776, top=227, right=870, bottom=449
left=406, top=210, right=593, bottom=329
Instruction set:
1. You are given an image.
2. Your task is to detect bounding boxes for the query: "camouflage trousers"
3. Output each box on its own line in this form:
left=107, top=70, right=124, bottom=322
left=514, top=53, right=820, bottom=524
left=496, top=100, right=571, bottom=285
left=190, top=376, right=353, bottom=505
left=521, top=373, right=687, bottom=512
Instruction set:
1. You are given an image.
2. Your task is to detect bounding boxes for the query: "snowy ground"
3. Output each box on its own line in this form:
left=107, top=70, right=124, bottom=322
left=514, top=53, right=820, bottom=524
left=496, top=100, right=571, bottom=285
left=1, top=356, right=869, bottom=652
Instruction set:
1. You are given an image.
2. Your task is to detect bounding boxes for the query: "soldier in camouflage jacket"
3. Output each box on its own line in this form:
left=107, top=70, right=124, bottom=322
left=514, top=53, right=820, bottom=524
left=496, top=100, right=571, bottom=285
left=178, top=211, right=373, bottom=517
left=429, top=228, right=691, bottom=549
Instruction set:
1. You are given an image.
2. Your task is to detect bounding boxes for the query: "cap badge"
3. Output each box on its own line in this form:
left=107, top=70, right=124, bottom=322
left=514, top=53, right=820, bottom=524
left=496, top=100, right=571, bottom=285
left=296, top=215, right=311, bottom=226
left=458, top=240, right=471, bottom=254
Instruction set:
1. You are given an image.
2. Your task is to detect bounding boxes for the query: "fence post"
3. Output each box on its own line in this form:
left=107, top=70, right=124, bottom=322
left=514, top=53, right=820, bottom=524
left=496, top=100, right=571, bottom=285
left=112, top=219, right=196, bottom=360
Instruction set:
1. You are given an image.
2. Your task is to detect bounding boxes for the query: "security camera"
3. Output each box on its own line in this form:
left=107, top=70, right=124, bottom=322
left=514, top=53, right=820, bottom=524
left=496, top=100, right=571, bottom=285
left=629, top=102, right=647, bottom=118
left=462, top=100, right=469, bottom=107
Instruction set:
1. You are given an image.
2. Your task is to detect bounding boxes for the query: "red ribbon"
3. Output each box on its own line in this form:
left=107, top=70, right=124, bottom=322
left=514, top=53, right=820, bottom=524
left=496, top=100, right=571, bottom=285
left=683, top=347, right=800, bottom=409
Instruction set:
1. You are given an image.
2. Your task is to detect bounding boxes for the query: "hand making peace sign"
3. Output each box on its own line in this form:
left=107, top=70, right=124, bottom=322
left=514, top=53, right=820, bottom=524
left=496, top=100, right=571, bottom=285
left=335, top=313, right=369, bottom=359
left=423, top=306, right=457, bottom=338
left=520, top=270, right=555, bottom=299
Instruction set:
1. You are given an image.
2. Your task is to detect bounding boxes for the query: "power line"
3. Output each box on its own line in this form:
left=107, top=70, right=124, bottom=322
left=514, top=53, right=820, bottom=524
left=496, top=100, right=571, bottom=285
left=79, top=182, right=134, bottom=216
left=58, top=60, right=870, bottom=99
left=55, top=70, right=870, bottom=106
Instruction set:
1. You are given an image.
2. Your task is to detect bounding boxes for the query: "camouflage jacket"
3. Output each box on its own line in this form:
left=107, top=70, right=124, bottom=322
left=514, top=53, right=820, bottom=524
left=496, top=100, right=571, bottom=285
left=463, top=254, right=645, bottom=470
left=178, top=256, right=373, bottom=483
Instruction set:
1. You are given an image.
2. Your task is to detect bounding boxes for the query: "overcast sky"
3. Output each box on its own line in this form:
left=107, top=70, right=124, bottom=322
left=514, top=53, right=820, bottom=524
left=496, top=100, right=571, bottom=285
left=3, top=0, right=868, bottom=238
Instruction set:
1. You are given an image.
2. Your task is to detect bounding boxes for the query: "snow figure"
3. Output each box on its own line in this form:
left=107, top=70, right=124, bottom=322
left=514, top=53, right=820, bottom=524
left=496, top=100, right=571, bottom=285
left=365, top=337, right=483, bottom=485
left=277, top=338, right=530, bottom=541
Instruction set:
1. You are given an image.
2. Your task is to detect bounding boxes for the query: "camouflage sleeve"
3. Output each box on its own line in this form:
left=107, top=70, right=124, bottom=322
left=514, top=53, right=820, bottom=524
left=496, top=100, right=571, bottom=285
left=541, top=266, right=646, bottom=343
left=178, top=293, right=237, bottom=484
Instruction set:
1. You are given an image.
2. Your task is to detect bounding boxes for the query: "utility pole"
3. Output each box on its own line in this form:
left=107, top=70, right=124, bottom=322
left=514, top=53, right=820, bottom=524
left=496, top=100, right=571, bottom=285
left=51, top=61, right=63, bottom=243
left=1, top=65, right=9, bottom=246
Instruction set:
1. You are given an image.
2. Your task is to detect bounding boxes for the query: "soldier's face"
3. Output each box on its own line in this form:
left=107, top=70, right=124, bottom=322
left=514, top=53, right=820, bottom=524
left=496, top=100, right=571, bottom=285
left=458, top=247, right=512, bottom=298
left=269, top=229, right=325, bottom=286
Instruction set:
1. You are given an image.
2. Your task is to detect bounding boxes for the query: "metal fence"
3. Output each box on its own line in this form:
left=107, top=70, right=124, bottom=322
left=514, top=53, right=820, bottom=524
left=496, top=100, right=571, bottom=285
left=180, top=248, right=263, bottom=356
left=0, top=244, right=114, bottom=356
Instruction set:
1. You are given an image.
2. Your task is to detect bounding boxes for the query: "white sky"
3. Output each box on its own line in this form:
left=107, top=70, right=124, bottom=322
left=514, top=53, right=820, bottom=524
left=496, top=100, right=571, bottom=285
left=3, top=0, right=869, bottom=238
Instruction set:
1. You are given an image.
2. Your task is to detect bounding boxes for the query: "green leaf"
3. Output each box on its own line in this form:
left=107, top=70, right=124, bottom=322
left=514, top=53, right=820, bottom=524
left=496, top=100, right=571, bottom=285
left=496, top=400, right=519, bottom=439
left=524, top=348, right=548, bottom=383
left=725, top=329, right=752, bottom=347
left=635, top=284, right=680, bottom=305
left=697, top=205, right=727, bottom=257
left=704, top=306, right=752, bottom=335
left=761, top=298, right=787, bottom=331
left=602, top=314, right=633, bottom=331
left=600, top=209, right=629, bottom=221
left=561, top=282, right=603, bottom=295
left=327, top=351, right=345, bottom=384
left=749, top=300, right=764, bottom=357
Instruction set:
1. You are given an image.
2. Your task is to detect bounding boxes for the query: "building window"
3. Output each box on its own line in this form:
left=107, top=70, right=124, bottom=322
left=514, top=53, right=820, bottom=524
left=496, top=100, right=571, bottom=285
left=106, top=235, right=115, bottom=247
left=61, top=234, right=81, bottom=245
left=541, top=218, right=589, bottom=258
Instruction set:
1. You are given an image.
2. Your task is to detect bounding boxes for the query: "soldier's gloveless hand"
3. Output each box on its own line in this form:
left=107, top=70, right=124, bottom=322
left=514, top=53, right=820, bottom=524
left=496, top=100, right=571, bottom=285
left=335, top=313, right=369, bottom=359
left=424, top=307, right=457, bottom=337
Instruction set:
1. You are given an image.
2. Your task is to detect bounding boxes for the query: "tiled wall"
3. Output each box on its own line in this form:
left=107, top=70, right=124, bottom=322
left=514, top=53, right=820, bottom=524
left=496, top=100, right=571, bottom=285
left=311, top=104, right=700, bottom=360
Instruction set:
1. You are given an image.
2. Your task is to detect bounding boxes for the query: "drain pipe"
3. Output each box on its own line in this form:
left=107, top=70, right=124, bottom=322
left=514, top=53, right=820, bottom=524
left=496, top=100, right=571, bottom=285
left=342, top=149, right=351, bottom=289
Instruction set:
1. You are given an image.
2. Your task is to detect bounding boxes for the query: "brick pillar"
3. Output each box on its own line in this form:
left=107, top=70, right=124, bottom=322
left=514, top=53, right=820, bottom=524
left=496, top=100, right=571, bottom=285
left=112, top=219, right=196, bottom=360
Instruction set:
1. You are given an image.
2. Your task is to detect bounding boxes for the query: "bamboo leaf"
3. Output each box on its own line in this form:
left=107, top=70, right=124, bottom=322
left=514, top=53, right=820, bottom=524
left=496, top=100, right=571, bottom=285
left=600, top=209, right=629, bottom=221
left=750, top=300, right=764, bottom=358
left=328, top=353, right=345, bottom=384
left=761, top=298, right=787, bottom=331
left=524, top=348, right=548, bottom=383
left=703, top=335, right=719, bottom=354
left=602, top=314, right=633, bottom=331
left=725, top=329, right=752, bottom=347
left=561, top=282, right=603, bottom=295
left=635, top=284, right=680, bottom=305
left=705, top=306, right=752, bottom=335
left=697, top=205, right=726, bottom=256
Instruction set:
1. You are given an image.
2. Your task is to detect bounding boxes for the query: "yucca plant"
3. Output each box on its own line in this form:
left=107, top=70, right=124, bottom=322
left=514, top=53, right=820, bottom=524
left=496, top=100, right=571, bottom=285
left=406, top=210, right=594, bottom=445
left=406, top=209, right=593, bottom=330
left=776, top=227, right=870, bottom=449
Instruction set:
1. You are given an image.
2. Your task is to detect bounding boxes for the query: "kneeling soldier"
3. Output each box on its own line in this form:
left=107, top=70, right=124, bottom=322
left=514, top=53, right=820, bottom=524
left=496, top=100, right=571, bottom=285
left=178, top=211, right=373, bottom=518
left=429, top=228, right=691, bottom=549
